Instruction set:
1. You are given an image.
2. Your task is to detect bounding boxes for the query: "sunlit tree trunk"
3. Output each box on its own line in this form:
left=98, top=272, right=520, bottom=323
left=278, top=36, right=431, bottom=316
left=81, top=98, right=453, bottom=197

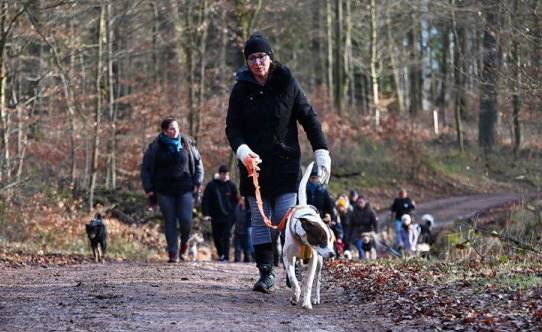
left=89, top=3, right=106, bottom=210
left=105, top=1, right=117, bottom=190
left=370, top=0, right=379, bottom=125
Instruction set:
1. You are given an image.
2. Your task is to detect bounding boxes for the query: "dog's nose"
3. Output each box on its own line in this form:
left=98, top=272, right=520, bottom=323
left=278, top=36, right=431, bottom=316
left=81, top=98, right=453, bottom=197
left=329, top=252, right=335, bottom=259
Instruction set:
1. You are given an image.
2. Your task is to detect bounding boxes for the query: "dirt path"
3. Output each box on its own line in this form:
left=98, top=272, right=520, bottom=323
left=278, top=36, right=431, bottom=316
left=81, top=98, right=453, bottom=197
left=0, top=261, right=394, bottom=332
left=377, top=191, right=540, bottom=227
left=2, top=192, right=539, bottom=331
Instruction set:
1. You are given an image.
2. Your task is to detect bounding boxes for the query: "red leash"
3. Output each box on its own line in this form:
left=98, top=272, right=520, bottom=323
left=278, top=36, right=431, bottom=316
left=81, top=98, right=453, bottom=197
left=245, top=156, right=292, bottom=232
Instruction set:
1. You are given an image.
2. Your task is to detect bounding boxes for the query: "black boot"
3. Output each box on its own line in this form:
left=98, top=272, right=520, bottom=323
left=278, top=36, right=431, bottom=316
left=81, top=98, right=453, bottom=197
left=253, top=263, right=275, bottom=293
left=285, top=260, right=302, bottom=288
left=253, top=244, right=275, bottom=293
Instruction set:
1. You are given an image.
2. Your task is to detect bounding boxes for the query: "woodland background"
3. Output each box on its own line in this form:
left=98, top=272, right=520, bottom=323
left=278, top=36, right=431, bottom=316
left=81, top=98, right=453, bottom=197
left=0, top=0, right=540, bottom=210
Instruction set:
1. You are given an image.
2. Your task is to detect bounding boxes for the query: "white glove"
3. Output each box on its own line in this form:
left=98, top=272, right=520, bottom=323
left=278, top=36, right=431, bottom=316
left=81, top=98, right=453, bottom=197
left=314, top=149, right=331, bottom=185
left=236, top=144, right=262, bottom=169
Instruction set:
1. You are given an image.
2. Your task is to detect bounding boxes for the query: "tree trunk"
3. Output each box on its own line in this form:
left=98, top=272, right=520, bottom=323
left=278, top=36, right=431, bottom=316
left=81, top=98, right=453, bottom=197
left=511, top=0, right=521, bottom=155
left=334, top=0, right=343, bottom=113
left=325, top=0, right=334, bottom=105
left=370, top=0, right=379, bottom=125
left=106, top=1, right=117, bottom=190
left=386, top=10, right=404, bottom=114
left=343, top=0, right=352, bottom=107
left=437, top=23, right=450, bottom=127
left=89, top=3, right=106, bottom=211
left=451, top=0, right=464, bottom=151
left=195, top=0, right=209, bottom=143
left=0, top=2, right=8, bottom=184
left=478, top=0, right=499, bottom=154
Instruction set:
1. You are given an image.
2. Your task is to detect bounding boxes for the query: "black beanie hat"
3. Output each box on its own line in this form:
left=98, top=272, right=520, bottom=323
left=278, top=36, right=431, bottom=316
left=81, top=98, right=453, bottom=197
left=244, top=34, right=273, bottom=60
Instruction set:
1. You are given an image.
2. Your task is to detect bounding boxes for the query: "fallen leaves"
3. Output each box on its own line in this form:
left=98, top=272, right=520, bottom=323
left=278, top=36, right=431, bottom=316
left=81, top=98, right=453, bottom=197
left=327, top=259, right=542, bottom=330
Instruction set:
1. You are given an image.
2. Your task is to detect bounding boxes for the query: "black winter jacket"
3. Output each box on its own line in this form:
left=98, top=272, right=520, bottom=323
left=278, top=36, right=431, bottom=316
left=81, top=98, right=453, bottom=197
left=141, top=134, right=204, bottom=194
left=225, top=63, right=328, bottom=197
left=201, top=179, right=238, bottom=221
left=351, top=203, right=378, bottom=241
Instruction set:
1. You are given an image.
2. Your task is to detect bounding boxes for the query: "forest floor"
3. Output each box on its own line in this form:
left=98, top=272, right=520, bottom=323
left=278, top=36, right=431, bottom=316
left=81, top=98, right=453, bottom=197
left=1, top=192, right=541, bottom=331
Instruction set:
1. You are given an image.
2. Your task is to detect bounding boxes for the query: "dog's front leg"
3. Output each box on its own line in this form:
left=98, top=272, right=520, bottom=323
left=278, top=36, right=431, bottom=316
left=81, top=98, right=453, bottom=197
left=302, top=250, right=318, bottom=310
left=312, top=255, right=323, bottom=305
left=284, top=255, right=301, bottom=305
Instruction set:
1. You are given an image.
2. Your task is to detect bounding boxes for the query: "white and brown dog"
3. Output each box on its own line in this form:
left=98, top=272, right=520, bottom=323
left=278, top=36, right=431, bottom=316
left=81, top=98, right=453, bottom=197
left=185, top=232, right=205, bottom=262
left=282, top=162, right=335, bottom=309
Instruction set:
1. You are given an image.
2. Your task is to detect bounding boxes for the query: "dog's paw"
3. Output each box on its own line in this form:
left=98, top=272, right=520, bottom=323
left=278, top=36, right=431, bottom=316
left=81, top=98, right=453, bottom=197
left=312, top=298, right=320, bottom=305
left=290, top=296, right=298, bottom=306
left=302, top=301, right=313, bottom=310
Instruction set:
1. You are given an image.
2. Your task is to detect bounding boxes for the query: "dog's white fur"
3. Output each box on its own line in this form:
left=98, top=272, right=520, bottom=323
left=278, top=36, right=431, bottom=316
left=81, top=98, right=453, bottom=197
left=186, top=233, right=205, bottom=262
left=282, top=162, right=335, bottom=309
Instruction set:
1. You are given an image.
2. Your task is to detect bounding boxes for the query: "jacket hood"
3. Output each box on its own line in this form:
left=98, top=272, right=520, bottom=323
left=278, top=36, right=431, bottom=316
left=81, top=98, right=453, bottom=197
left=235, top=63, right=290, bottom=86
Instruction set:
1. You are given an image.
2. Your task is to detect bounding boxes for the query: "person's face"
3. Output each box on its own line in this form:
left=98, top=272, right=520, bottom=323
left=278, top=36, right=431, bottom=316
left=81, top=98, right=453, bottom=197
left=309, top=176, right=320, bottom=184
left=356, top=198, right=366, bottom=208
left=247, top=52, right=271, bottom=80
left=218, top=172, right=229, bottom=182
left=164, top=121, right=179, bottom=139
left=399, top=190, right=407, bottom=199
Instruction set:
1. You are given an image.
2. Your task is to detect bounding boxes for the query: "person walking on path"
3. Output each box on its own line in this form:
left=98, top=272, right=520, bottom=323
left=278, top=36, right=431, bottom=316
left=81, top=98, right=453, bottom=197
left=202, top=165, right=238, bottom=262
left=233, top=196, right=253, bottom=263
left=306, top=166, right=342, bottom=255
left=390, top=188, right=416, bottom=247
left=351, top=195, right=378, bottom=259
left=225, top=33, right=331, bottom=293
left=141, top=117, right=204, bottom=263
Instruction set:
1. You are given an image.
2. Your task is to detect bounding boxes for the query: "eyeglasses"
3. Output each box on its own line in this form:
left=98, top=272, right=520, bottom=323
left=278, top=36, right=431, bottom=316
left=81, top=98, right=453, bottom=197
left=247, top=54, right=268, bottom=63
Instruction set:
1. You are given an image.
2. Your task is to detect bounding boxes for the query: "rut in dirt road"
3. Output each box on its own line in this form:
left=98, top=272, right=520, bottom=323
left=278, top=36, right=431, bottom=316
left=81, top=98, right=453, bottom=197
left=376, top=192, right=540, bottom=227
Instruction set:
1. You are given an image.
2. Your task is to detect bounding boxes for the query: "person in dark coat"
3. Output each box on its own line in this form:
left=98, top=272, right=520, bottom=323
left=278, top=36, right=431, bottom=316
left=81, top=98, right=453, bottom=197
left=306, top=166, right=342, bottom=255
left=202, top=165, right=238, bottom=262
left=335, top=195, right=353, bottom=254
left=225, top=34, right=331, bottom=293
left=233, top=196, right=253, bottom=263
left=351, top=196, right=378, bottom=259
left=141, top=117, right=204, bottom=263
left=390, top=188, right=416, bottom=246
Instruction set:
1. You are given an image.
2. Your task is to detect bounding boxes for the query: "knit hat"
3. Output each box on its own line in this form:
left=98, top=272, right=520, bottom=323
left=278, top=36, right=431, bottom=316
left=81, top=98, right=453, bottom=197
left=244, top=34, right=273, bottom=60
left=336, top=197, right=348, bottom=209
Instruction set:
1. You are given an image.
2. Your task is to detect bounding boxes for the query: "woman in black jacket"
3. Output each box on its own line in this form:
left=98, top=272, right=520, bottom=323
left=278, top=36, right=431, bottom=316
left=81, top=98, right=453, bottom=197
left=141, top=117, right=204, bottom=263
left=225, top=34, right=331, bottom=293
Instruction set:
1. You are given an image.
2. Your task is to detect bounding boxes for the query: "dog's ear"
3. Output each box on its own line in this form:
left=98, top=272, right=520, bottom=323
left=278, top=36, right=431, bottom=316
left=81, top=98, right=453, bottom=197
left=300, top=218, right=327, bottom=247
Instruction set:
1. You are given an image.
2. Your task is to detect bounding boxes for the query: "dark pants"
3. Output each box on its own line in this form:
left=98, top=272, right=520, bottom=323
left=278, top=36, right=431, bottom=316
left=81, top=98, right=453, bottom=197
left=234, top=232, right=253, bottom=262
left=211, top=217, right=232, bottom=260
left=157, top=192, right=193, bottom=256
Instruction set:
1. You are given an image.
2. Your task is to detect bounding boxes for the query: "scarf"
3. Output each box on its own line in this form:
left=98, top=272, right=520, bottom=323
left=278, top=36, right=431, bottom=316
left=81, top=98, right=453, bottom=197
left=159, top=132, right=182, bottom=157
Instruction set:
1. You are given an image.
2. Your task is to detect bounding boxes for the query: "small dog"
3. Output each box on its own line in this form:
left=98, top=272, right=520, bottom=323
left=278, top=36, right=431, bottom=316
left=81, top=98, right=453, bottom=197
left=186, top=232, right=205, bottom=262
left=282, top=162, right=336, bottom=310
left=85, top=213, right=107, bottom=262
left=360, top=232, right=377, bottom=260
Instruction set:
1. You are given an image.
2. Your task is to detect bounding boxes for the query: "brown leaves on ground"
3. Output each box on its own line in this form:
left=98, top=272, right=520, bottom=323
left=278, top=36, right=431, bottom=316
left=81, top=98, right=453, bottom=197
left=0, top=246, right=90, bottom=268
left=327, top=259, right=542, bottom=330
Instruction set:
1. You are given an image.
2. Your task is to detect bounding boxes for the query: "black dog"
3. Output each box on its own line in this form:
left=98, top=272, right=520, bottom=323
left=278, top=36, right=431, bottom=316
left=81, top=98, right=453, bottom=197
left=85, top=213, right=107, bottom=262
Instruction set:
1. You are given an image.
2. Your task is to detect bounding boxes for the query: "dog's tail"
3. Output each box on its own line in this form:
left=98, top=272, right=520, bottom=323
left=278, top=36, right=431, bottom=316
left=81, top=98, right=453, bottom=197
left=298, top=161, right=314, bottom=206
